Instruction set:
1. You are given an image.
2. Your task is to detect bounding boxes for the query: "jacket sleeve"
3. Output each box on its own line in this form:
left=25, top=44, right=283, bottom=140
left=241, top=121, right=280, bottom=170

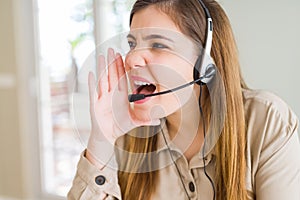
left=67, top=150, right=122, bottom=200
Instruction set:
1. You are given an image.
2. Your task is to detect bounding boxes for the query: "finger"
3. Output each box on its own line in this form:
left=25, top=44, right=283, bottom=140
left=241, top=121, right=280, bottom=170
left=98, top=55, right=108, bottom=97
left=107, top=48, right=118, bottom=92
left=88, top=72, right=98, bottom=106
left=116, top=52, right=127, bottom=91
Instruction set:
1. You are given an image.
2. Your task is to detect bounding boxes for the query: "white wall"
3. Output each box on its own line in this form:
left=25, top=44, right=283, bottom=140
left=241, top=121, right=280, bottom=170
left=220, top=0, right=300, bottom=119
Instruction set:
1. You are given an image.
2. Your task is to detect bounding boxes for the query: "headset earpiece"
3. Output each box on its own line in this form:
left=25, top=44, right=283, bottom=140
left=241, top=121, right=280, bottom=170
left=193, top=53, right=216, bottom=85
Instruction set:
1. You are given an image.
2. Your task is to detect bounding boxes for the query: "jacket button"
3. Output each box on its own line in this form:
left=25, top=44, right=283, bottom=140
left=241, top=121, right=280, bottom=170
left=95, top=175, right=106, bottom=185
left=189, top=181, right=195, bottom=192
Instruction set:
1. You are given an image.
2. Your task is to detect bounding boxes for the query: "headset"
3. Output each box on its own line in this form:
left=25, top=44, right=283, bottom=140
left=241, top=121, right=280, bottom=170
left=194, top=3, right=216, bottom=199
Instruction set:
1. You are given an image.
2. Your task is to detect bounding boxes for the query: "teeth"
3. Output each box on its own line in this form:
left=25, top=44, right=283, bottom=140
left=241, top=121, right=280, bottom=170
left=134, top=80, right=152, bottom=86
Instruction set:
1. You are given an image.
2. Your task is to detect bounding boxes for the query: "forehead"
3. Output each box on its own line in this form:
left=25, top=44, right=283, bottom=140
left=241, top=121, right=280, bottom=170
left=130, top=5, right=181, bottom=33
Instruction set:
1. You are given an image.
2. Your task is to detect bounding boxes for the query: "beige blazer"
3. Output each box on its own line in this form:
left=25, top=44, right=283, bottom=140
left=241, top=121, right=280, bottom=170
left=68, top=89, right=300, bottom=200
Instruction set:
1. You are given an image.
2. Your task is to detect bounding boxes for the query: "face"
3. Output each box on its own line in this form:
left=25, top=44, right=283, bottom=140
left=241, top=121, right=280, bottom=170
left=125, top=5, right=199, bottom=121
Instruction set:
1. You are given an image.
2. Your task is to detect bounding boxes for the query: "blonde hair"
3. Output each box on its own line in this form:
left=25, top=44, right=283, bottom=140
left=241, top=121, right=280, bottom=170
left=118, top=0, right=248, bottom=199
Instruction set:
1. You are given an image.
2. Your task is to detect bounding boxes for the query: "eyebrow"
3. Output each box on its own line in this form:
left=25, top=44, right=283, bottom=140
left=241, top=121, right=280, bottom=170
left=127, top=34, right=136, bottom=41
left=127, top=33, right=174, bottom=42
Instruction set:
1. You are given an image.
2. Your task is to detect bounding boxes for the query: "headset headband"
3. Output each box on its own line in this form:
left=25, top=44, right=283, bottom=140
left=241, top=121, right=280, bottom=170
left=197, top=0, right=213, bottom=55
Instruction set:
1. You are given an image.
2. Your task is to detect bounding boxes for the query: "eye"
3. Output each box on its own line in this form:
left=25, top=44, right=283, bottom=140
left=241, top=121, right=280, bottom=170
left=128, top=41, right=136, bottom=50
left=152, top=42, right=168, bottom=49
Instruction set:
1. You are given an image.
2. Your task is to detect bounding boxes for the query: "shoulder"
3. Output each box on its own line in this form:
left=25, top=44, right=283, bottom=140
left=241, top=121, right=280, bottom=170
left=243, top=88, right=299, bottom=166
left=243, top=89, right=298, bottom=132
left=242, top=89, right=300, bottom=197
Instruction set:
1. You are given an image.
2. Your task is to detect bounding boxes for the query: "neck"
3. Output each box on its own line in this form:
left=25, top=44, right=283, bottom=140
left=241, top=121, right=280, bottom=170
left=166, top=89, right=204, bottom=161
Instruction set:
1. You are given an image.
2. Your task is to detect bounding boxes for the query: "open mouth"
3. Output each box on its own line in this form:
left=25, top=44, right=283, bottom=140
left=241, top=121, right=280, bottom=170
left=133, top=80, right=157, bottom=95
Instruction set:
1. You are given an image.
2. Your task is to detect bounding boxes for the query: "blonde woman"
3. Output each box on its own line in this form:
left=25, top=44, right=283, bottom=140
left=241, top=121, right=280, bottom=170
left=68, top=0, right=300, bottom=199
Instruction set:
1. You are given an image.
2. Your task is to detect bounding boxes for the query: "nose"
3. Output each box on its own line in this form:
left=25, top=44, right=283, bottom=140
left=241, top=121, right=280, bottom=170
left=125, top=48, right=149, bottom=70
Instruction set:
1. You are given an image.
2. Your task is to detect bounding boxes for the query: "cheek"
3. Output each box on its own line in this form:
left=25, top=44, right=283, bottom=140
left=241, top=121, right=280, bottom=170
left=173, top=54, right=197, bottom=78
left=150, top=57, right=194, bottom=87
left=174, top=60, right=194, bottom=80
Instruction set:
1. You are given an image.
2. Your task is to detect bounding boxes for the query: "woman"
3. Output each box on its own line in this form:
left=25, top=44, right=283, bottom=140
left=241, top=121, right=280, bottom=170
left=68, top=0, right=300, bottom=199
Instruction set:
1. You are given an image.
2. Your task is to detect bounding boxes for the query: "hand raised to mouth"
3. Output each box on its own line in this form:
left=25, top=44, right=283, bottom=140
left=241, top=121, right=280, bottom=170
left=86, top=48, right=161, bottom=168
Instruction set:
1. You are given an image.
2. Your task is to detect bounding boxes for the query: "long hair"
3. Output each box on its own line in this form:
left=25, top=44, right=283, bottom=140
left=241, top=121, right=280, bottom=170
left=117, top=0, right=248, bottom=199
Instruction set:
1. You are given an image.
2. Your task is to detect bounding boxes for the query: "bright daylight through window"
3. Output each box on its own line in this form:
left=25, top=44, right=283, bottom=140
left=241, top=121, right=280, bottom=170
left=36, top=0, right=134, bottom=197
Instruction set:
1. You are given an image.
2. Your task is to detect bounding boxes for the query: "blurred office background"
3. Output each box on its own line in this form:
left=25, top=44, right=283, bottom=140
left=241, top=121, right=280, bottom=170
left=0, top=0, right=299, bottom=199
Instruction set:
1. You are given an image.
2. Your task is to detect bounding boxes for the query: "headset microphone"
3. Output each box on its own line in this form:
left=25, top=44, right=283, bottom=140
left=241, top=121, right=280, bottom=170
left=128, top=79, right=198, bottom=103
left=128, top=63, right=215, bottom=102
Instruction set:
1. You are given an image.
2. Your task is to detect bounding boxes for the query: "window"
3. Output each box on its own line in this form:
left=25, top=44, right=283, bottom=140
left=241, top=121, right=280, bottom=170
left=36, top=0, right=134, bottom=197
